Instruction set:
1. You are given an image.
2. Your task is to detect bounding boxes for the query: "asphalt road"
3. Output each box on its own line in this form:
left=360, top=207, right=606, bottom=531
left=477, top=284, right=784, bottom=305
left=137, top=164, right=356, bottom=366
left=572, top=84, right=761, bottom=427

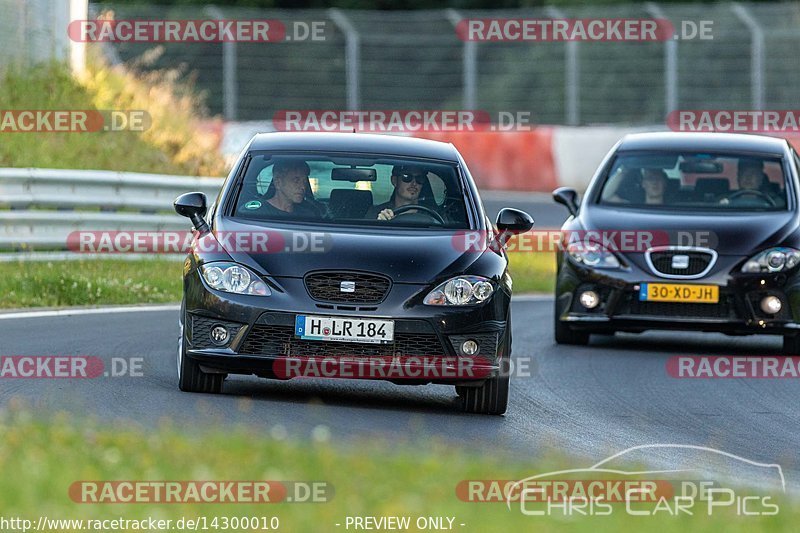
left=2, top=300, right=798, bottom=492
left=480, top=192, right=568, bottom=228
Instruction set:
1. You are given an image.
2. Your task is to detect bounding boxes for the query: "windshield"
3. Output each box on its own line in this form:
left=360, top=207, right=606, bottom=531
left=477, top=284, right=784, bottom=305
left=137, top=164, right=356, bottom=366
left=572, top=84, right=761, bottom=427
left=230, top=152, right=470, bottom=229
left=598, top=152, right=788, bottom=211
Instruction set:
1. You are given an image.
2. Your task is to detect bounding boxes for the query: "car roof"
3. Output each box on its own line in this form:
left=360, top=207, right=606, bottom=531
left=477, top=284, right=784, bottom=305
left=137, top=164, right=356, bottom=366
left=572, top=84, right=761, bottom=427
left=247, top=132, right=460, bottom=161
left=618, top=132, right=789, bottom=156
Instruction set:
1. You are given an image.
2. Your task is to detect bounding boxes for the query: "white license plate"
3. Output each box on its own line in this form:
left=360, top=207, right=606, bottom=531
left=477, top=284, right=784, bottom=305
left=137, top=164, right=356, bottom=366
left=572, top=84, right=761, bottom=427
left=295, top=315, right=394, bottom=344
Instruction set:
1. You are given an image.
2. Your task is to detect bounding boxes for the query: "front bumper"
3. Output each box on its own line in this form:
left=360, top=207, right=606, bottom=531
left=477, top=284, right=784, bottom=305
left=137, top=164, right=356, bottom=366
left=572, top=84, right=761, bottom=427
left=183, top=268, right=510, bottom=384
left=556, top=253, right=800, bottom=336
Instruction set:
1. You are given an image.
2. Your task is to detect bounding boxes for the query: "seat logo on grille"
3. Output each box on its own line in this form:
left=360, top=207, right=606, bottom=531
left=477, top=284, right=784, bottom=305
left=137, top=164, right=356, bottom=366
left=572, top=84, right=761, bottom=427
left=340, top=281, right=356, bottom=293
left=671, top=255, right=690, bottom=269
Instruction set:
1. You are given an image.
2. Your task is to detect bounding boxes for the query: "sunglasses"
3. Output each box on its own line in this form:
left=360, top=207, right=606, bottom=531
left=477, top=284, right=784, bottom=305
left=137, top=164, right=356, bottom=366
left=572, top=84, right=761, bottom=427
left=399, top=173, right=428, bottom=185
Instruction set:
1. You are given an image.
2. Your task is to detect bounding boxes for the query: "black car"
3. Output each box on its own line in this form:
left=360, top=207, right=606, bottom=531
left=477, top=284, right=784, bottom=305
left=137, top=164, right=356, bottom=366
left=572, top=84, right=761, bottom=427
left=174, top=132, right=533, bottom=414
left=552, top=132, right=800, bottom=353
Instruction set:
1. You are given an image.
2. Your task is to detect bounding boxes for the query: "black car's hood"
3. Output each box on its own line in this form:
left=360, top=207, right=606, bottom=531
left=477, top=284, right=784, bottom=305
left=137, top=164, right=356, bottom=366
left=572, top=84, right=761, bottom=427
left=575, top=206, right=799, bottom=256
left=213, top=219, right=486, bottom=283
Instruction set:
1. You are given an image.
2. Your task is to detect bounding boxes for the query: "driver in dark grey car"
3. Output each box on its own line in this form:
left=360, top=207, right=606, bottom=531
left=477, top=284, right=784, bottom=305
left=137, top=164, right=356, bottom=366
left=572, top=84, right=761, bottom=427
left=716, top=158, right=786, bottom=208
left=366, top=164, right=442, bottom=221
left=728, top=158, right=786, bottom=207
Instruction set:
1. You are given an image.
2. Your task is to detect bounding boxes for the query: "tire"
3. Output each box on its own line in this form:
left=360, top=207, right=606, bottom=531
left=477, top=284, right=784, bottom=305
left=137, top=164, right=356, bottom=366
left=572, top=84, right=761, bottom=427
left=178, top=303, right=224, bottom=394
left=554, top=314, right=590, bottom=345
left=460, top=325, right=511, bottom=415
left=460, top=371, right=509, bottom=415
left=553, top=296, right=590, bottom=345
left=783, top=334, right=800, bottom=355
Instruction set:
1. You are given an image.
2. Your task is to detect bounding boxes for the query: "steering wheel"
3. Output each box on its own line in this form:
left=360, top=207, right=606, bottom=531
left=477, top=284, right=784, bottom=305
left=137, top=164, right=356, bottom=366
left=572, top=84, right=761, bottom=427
left=391, top=204, right=445, bottom=224
left=723, top=189, right=776, bottom=207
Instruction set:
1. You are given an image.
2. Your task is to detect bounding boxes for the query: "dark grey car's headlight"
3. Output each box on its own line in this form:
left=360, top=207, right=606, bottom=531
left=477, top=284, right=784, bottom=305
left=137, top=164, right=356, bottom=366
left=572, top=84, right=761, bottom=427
left=200, top=262, right=271, bottom=296
left=424, top=276, right=494, bottom=306
left=741, top=247, right=800, bottom=273
left=566, top=242, right=621, bottom=269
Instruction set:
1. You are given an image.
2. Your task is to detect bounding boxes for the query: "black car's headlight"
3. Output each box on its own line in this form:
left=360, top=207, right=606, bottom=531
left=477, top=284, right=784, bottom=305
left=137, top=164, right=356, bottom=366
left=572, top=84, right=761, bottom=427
left=199, top=262, right=271, bottom=296
left=566, top=242, right=621, bottom=269
left=741, top=247, right=800, bottom=273
left=424, top=276, right=494, bottom=306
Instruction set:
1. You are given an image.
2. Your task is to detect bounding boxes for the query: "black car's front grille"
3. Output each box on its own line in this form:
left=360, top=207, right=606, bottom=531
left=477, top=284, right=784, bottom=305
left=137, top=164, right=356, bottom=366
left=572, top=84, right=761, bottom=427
left=648, top=250, right=714, bottom=277
left=240, top=325, right=449, bottom=358
left=304, top=271, right=391, bottom=304
left=615, top=293, right=737, bottom=319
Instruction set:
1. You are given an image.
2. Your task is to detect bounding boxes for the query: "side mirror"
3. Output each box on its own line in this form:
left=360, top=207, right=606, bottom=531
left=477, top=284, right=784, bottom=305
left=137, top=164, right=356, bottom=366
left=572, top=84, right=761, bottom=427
left=174, top=192, right=210, bottom=234
left=553, top=187, right=580, bottom=217
left=495, top=208, right=534, bottom=235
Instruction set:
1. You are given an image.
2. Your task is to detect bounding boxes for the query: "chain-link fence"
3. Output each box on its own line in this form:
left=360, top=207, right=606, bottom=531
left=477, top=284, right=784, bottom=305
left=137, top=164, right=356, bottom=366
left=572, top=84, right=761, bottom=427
left=8, top=2, right=800, bottom=127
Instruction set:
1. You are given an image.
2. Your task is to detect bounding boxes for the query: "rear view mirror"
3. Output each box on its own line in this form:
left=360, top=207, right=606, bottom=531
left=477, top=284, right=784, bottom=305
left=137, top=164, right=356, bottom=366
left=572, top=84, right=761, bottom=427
left=174, top=192, right=210, bottom=234
left=494, top=208, right=534, bottom=249
left=679, top=161, right=723, bottom=174
left=332, top=167, right=377, bottom=182
left=553, top=187, right=580, bottom=217
left=495, top=208, right=534, bottom=234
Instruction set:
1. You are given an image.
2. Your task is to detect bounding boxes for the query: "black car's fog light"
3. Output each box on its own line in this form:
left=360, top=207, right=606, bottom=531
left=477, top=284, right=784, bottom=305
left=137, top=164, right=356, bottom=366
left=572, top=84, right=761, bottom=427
left=760, top=295, right=783, bottom=315
left=210, top=325, right=230, bottom=345
left=461, top=340, right=479, bottom=355
left=579, top=290, right=600, bottom=309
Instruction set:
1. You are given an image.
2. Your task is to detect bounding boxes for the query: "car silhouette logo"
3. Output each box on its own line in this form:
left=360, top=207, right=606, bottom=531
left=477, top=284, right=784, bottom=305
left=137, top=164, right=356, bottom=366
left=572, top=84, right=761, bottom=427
left=340, top=281, right=356, bottom=293
left=671, top=255, right=690, bottom=269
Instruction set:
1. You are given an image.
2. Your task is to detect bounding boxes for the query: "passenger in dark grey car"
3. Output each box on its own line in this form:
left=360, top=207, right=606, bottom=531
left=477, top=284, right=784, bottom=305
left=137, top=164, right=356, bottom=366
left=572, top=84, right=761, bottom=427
left=260, top=160, right=321, bottom=217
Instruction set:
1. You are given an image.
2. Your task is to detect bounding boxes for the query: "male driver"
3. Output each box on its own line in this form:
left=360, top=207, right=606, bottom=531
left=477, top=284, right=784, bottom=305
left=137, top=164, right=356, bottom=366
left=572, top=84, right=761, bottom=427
left=261, top=159, right=320, bottom=217
left=367, top=164, right=434, bottom=220
left=720, top=159, right=784, bottom=207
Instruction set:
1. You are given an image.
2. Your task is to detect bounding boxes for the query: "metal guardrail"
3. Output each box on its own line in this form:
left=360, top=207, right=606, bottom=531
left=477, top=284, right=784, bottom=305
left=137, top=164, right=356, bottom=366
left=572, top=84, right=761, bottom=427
left=0, top=168, right=224, bottom=253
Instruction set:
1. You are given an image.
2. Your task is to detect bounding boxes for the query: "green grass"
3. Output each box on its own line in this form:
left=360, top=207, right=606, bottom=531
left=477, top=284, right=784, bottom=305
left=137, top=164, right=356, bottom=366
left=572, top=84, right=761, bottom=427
left=0, top=253, right=554, bottom=310
left=0, top=56, right=225, bottom=176
left=508, top=252, right=556, bottom=294
left=0, top=252, right=555, bottom=311
left=0, top=259, right=182, bottom=308
left=0, top=407, right=794, bottom=532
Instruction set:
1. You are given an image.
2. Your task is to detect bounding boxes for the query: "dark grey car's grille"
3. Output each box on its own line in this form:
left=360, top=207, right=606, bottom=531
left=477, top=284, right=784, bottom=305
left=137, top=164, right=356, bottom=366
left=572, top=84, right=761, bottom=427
left=648, top=251, right=714, bottom=277
left=304, top=271, right=391, bottom=304
left=615, top=293, right=737, bottom=319
left=240, top=325, right=448, bottom=358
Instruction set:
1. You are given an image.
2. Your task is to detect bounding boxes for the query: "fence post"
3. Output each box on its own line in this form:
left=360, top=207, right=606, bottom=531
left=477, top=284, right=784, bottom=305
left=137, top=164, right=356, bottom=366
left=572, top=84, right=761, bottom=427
left=206, top=6, right=237, bottom=120
left=732, top=3, right=765, bottom=110
left=445, top=9, right=477, bottom=110
left=329, top=9, right=361, bottom=111
left=69, top=0, right=88, bottom=74
left=17, top=0, right=28, bottom=68
left=546, top=7, right=579, bottom=126
left=646, top=2, right=678, bottom=116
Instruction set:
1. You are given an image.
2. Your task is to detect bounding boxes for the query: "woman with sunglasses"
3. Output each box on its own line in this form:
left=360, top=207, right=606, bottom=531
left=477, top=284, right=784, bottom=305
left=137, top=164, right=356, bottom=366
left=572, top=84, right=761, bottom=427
left=367, top=164, right=438, bottom=221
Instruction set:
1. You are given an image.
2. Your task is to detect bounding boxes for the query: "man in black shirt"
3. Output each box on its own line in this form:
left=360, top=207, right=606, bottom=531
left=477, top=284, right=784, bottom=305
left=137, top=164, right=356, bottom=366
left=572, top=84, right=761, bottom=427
left=260, top=160, right=320, bottom=217
left=366, top=164, right=435, bottom=220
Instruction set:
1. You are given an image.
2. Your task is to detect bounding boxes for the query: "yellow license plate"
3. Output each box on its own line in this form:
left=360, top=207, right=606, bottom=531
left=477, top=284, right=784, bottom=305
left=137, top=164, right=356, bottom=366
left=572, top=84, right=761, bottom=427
left=640, top=283, right=719, bottom=303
